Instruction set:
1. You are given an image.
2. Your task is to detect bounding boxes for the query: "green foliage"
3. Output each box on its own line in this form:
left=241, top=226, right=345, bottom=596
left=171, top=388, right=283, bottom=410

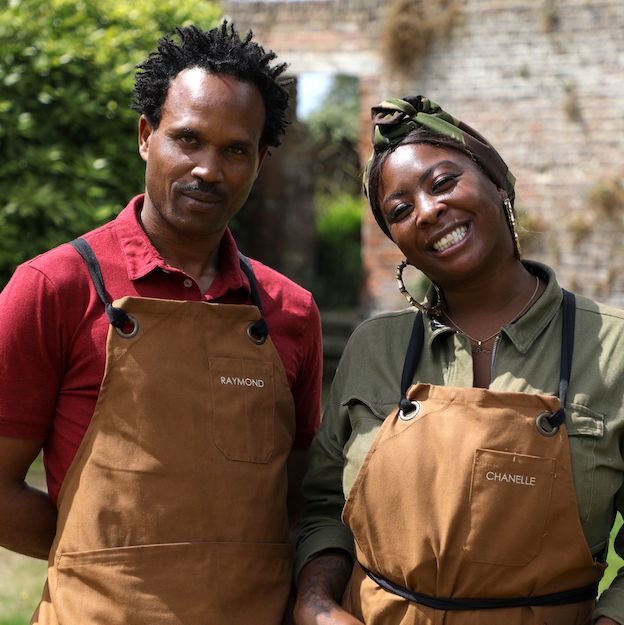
left=314, top=192, right=364, bottom=309
left=304, top=75, right=360, bottom=143
left=304, top=75, right=360, bottom=145
left=0, top=0, right=220, bottom=287
left=301, top=74, right=361, bottom=204
left=600, top=513, right=624, bottom=595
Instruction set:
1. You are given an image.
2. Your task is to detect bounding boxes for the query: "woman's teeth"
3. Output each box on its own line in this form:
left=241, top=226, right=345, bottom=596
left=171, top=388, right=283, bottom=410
left=433, top=225, right=468, bottom=252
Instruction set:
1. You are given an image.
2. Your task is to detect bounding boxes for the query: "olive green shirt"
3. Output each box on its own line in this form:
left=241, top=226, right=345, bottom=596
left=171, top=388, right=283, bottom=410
left=296, top=262, right=624, bottom=623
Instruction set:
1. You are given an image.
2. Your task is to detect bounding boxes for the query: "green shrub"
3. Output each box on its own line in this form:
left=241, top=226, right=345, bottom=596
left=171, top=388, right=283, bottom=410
left=0, top=0, right=220, bottom=287
left=315, top=192, right=363, bottom=308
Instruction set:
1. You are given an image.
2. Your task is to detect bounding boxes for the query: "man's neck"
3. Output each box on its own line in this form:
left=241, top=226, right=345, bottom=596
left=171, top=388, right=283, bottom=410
left=138, top=205, right=223, bottom=293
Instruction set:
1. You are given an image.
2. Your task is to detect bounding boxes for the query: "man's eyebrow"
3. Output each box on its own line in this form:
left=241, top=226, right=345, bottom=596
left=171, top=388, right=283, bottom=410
left=169, top=126, right=199, bottom=137
left=229, top=138, right=256, bottom=148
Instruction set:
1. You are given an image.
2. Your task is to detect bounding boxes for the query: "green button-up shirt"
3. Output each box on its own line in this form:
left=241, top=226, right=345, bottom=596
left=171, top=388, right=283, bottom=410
left=296, top=261, right=624, bottom=623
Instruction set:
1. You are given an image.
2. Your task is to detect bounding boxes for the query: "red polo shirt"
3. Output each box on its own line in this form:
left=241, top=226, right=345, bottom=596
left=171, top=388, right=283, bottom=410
left=0, top=195, right=322, bottom=505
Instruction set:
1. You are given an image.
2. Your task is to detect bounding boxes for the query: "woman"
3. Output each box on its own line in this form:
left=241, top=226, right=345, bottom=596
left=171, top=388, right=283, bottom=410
left=294, top=96, right=624, bottom=625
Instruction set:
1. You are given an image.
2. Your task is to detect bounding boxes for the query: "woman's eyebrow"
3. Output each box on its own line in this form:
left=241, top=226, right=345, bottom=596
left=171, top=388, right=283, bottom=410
left=382, top=189, right=409, bottom=205
left=381, top=160, right=459, bottom=205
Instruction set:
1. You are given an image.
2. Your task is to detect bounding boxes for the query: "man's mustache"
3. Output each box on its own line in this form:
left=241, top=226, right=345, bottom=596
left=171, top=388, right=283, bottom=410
left=178, top=181, right=226, bottom=200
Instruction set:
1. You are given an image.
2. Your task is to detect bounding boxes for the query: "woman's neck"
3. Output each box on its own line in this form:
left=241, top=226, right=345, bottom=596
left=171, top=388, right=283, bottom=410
left=440, top=260, right=536, bottom=320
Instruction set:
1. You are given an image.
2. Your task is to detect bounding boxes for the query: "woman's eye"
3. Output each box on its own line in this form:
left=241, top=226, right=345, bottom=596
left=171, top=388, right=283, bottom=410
left=432, top=174, right=457, bottom=193
left=388, top=202, right=412, bottom=222
left=179, top=135, right=198, bottom=145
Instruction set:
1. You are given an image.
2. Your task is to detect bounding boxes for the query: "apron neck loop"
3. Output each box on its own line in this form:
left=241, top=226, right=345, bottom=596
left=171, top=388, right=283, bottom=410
left=70, top=238, right=132, bottom=330
left=398, top=311, right=425, bottom=415
left=544, top=289, right=576, bottom=429
left=238, top=253, right=269, bottom=341
left=397, top=289, right=577, bottom=426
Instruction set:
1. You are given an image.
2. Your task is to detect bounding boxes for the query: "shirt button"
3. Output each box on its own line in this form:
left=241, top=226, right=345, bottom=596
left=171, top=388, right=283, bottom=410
left=183, top=278, right=193, bottom=288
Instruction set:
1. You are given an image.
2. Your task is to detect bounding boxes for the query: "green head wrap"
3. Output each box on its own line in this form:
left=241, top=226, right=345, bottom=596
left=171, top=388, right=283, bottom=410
left=364, top=95, right=516, bottom=239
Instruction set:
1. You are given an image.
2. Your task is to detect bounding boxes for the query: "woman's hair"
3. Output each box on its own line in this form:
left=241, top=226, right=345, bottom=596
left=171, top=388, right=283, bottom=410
left=132, top=22, right=291, bottom=148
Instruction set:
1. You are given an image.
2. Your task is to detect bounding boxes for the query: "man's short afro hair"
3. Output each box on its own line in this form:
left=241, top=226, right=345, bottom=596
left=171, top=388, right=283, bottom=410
left=132, top=21, right=291, bottom=148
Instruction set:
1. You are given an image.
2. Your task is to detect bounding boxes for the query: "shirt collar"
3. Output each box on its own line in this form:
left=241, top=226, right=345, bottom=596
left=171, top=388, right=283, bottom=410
left=501, top=261, right=562, bottom=354
left=114, top=194, right=250, bottom=298
left=423, top=261, right=563, bottom=354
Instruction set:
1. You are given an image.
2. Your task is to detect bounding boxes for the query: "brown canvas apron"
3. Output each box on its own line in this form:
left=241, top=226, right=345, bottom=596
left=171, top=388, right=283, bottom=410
left=342, top=291, right=605, bottom=625
left=32, top=238, right=296, bottom=625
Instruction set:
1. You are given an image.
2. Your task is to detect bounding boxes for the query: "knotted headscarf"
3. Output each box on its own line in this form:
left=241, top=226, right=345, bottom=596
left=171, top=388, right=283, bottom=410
left=364, top=96, right=516, bottom=239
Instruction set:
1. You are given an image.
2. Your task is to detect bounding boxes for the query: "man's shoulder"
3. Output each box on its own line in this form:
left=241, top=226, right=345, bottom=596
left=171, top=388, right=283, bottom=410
left=22, top=218, right=119, bottom=288
left=246, top=257, right=316, bottom=318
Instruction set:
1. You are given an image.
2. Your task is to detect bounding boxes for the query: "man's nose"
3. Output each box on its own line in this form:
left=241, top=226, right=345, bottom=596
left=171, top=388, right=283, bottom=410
left=191, top=148, right=224, bottom=182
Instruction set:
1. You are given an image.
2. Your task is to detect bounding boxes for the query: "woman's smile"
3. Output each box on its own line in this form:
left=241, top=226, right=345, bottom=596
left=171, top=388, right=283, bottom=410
left=430, top=223, right=469, bottom=253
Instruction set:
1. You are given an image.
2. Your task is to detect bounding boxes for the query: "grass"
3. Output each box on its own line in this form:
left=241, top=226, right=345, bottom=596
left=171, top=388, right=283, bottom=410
left=600, top=513, right=624, bottom=594
left=0, top=457, right=47, bottom=625
left=0, top=552, right=46, bottom=625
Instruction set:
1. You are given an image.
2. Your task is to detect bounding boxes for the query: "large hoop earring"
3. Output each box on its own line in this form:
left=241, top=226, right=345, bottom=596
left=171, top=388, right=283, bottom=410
left=396, top=260, right=443, bottom=315
left=504, top=198, right=521, bottom=258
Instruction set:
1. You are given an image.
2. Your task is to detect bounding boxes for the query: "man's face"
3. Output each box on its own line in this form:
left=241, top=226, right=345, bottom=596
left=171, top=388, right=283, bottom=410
left=139, top=68, right=267, bottom=243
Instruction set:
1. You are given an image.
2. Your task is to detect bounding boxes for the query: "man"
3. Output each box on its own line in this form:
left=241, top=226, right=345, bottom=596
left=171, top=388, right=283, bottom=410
left=0, top=23, right=322, bottom=625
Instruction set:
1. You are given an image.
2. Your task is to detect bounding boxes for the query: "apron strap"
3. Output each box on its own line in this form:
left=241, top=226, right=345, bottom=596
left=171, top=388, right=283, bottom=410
left=544, top=288, right=576, bottom=430
left=70, top=238, right=131, bottom=329
left=238, top=253, right=269, bottom=341
left=70, top=240, right=269, bottom=341
left=362, top=565, right=597, bottom=611
left=398, top=311, right=424, bottom=417
left=397, top=289, right=577, bottom=428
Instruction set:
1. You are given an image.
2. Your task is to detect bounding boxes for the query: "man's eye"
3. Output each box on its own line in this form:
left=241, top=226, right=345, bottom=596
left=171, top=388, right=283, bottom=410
left=228, top=146, right=246, bottom=156
left=179, top=135, right=198, bottom=145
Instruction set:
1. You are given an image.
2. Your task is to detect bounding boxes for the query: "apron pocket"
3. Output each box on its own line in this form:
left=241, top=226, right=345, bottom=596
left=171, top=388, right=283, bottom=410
left=465, top=449, right=556, bottom=566
left=55, top=541, right=292, bottom=625
left=209, top=357, right=276, bottom=463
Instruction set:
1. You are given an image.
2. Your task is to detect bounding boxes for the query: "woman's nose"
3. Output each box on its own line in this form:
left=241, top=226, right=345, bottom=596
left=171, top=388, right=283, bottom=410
left=415, top=196, right=446, bottom=226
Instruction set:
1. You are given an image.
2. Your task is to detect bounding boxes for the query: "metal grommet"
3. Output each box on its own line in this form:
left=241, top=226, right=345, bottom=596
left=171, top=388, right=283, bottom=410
left=246, top=322, right=267, bottom=345
left=399, top=401, right=421, bottom=421
left=114, top=313, right=139, bottom=339
left=535, top=411, right=559, bottom=437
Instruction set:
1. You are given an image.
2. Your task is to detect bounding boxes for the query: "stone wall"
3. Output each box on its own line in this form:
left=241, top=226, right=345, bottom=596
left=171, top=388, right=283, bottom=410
left=223, top=0, right=624, bottom=313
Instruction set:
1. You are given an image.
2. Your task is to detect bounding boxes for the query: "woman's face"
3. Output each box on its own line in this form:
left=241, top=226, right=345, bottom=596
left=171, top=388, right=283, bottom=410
left=377, top=142, right=513, bottom=288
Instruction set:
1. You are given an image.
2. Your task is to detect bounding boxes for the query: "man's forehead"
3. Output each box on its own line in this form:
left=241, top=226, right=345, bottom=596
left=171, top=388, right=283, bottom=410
left=165, top=69, right=256, bottom=108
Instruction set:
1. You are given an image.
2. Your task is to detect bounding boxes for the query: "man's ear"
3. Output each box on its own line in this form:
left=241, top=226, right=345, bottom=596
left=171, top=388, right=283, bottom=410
left=256, top=146, right=269, bottom=177
left=138, top=115, right=153, bottom=163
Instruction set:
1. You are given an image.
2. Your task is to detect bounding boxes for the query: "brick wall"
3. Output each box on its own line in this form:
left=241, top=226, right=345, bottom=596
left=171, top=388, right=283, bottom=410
left=223, top=0, right=624, bottom=313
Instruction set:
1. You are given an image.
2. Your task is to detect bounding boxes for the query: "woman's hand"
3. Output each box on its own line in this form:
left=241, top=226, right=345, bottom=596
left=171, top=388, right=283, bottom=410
left=294, top=552, right=364, bottom=625
left=595, top=618, right=621, bottom=625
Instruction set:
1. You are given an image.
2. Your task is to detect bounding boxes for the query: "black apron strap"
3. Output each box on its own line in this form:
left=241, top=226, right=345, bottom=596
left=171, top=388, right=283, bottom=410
left=238, top=253, right=269, bottom=341
left=396, top=289, right=576, bottom=427
left=398, top=311, right=425, bottom=416
left=544, top=288, right=576, bottom=430
left=363, top=565, right=597, bottom=611
left=70, top=238, right=131, bottom=329
left=70, top=240, right=269, bottom=341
